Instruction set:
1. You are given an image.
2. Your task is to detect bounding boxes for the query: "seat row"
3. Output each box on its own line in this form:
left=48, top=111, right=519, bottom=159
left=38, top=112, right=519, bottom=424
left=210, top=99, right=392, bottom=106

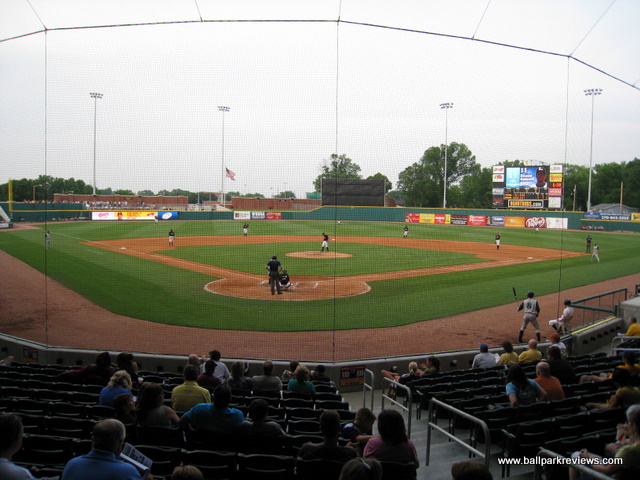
left=15, top=443, right=417, bottom=480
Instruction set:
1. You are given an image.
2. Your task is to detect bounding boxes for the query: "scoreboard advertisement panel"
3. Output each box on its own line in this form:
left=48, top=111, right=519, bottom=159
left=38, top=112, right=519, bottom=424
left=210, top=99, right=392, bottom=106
left=492, top=164, right=563, bottom=209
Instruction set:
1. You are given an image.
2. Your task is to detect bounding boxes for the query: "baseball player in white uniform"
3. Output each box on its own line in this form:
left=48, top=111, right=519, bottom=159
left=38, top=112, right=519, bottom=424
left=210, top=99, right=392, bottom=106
left=517, top=290, right=540, bottom=343
left=549, top=299, right=574, bottom=333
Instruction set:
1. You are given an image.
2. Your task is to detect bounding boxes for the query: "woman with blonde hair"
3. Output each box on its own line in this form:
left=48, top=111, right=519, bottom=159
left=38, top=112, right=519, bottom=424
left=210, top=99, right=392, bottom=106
left=287, top=364, right=316, bottom=395
left=99, top=370, right=133, bottom=407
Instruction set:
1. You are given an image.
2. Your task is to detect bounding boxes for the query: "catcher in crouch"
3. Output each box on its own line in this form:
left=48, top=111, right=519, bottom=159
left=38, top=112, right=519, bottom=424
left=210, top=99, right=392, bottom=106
left=279, top=270, right=292, bottom=291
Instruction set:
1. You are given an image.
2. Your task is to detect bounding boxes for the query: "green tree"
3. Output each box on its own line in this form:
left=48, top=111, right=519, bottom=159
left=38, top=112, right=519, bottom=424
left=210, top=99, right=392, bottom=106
left=459, top=164, right=493, bottom=208
left=562, top=164, right=590, bottom=211
left=622, top=158, right=640, bottom=209
left=367, top=173, right=392, bottom=193
left=313, top=154, right=362, bottom=192
left=396, top=142, right=477, bottom=208
left=275, top=190, right=296, bottom=199
left=592, top=162, right=624, bottom=206
left=113, top=189, right=136, bottom=196
left=137, top=190, right=155, bottom=196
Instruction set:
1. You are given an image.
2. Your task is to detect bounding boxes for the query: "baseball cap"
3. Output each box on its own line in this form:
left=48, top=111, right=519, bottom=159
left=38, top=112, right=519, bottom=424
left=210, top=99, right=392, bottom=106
left=550, top=334, right=560, bottom=343
left=480, top=343, right=488, bottom=352
left=536, top=167, right=546, bottom=174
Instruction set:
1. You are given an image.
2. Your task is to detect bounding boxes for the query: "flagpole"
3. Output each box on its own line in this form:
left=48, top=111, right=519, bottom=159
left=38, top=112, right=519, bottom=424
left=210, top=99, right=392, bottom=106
left=218, top=106, right=230, bottom=208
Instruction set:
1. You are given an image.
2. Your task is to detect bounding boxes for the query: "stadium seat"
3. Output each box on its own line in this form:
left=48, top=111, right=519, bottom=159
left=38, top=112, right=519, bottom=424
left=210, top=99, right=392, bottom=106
left=180, top=449, right=238, bottom=480
left=237, top=453, right=295, bottom=480
left=295, top=457, right=349, bottom=480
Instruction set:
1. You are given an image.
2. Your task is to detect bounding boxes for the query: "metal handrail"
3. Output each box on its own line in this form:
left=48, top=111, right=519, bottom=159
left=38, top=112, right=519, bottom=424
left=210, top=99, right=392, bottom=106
left=362, top=368, right=375, bottom=410
left=425, top=398, right=491, bottom=469
left=380, top=377, right=413, bottom=437
left=611, top=335, right=640, bottom=356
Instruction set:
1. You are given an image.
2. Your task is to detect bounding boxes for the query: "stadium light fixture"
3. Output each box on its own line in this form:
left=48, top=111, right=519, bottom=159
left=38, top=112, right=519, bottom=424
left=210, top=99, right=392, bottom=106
left=218, top=106, right=230, bottom=208
left=90, top=92, right=103, bottom=196
left=584, top=88, right=602, bottom=212
left=440, top=102, right=454, bottom=209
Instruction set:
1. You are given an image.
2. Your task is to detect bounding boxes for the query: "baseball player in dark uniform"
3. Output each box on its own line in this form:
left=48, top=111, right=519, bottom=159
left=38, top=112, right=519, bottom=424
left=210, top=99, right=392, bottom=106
left=517, top=290, right=540, bottom=343
left=279, top=269, right=291, bottom=291
left=243, top=223, right=249, bottom=236
left=403, top=225, right=409, bottom=238
left=168, top=229, right=175, bottom=246
left=495, top=233, right=501, bottom=250
left=321, top=233, right=329, bottom=252
left=265, top=255, right=283, bottom=295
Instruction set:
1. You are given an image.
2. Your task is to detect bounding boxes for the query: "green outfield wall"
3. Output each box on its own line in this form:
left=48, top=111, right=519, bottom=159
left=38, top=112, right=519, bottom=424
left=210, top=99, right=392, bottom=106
left=3, top=202, right=639, bottom=233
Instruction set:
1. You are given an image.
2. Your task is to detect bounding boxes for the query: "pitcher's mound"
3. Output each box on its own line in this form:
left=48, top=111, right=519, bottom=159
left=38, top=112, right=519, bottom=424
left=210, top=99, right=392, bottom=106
left=287, top=251, right=352, bottom=259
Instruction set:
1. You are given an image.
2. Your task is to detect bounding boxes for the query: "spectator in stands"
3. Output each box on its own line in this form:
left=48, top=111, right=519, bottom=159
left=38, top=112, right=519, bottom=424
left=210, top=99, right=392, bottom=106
left=580, top=350, right=640, bottom=382
left=497, top=341, right=518, bottom=366
left=187, top=354, right=202, bottom=368
left=569, top=404, right=640, bottom=480
left=85, top=352, right=117, bottom=386
left=61, top=419, right=152, bottom=480
left=0, top=355, right=14, bottom=368
left=227, top=361, right=253, bottom=392
left=420, top=355, right=441, bottom=374
left=171, top=365, right=211, bottom=414
left=99, top=370, right=133, bottom=407
left=338, top=458, right=383, bottom=480
left=135, top=382, right=180, bottom=427
left=171, top=465, right=204, bottom=480
left=505, top=364, right=547, bottom=407
left=196, top=360, right=221, bottom=390
left=533, top=361, right=565, bottom=401
left=451, top=460, right=493, bottom=480
left=0, top=413, right=37, bottom=480
left=518, top=339, right=542, bottom=363
left=310, top=364, right=332, bottom=383
left=623, top=316, right=640, bottom=336
left=548, top=333, right=567, bottom=357
left=342, top=407, right=377, bottom=456
left=381, top=361, right=423, bottom=385
left=546, top=345, right=578, bottom=385
left=203, top=350, right=231, bottom=383
left=363, top=409, right=419, bottom=469
left=604, top=403, right=640, bottom=457
left=113, top=393, right=136, bottom=425
left=585, top=368, right=640, bottom=410
left=116, top=352, right=139, bottom=385
left=472, top=343, right=497, bottom=369
left=281, top=360, right=300, bottom=383
left=237, top=398, right=286, bottom=438
left=287, top=364, right=316, bottom=395
left=251, top=360, right=283, bottom=395
left=179, top=384, right=244, bottom=434
left=298, top=410, right=357, bottom=461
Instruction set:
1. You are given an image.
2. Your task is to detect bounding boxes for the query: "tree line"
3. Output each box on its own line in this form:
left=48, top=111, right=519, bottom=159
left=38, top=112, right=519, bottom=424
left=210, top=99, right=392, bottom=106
left=313, top=149, right=640, bottom=210
left=2, top=145, right=639, bottom=210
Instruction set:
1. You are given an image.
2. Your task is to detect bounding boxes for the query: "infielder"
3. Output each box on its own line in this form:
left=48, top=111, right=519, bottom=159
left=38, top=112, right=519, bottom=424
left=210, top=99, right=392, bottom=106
left=549, top=299, right=574, bottom=333
left=591, top=243, right=600, bottom=263
left=265, top=255, right=283, bottom=295
left=321, top=233, right=329, bottom=252
left=403, top=225, right=409, bottom=238
left=168, top=229, right=175, bottom=246
left=495, top=233, right=501, bottom=250
left=517, top=290, right=540, bottom=343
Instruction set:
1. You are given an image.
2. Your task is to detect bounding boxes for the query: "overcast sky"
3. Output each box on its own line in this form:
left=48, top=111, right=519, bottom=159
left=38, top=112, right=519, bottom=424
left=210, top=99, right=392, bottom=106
left=1, top=0, right=639, bottom=199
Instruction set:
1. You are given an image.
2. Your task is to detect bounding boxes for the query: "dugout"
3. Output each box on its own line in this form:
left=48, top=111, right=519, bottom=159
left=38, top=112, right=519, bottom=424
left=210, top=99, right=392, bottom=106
left=321, top=179, right=385, bottom=207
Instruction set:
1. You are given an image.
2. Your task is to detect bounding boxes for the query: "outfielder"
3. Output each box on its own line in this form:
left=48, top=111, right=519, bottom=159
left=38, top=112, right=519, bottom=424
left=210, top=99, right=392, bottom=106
left=591, top=243, right=600, bottom=263
left=495, top=233, right=501, bottom=250
left=549, top=299, right=574, bottom=333
left=403, top=225, right=409, bottom=238
left=243, top=223, right=249, bottom=236
left=321, top=233, right=329, bottom=252
left=168, top=229, right=175, bottom=246
left=517, top=290, right=540, bottom=343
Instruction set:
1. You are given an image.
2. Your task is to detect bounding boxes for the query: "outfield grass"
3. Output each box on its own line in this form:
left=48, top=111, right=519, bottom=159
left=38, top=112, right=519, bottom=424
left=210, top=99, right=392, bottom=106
left=0, top=220, right=637, bottom=332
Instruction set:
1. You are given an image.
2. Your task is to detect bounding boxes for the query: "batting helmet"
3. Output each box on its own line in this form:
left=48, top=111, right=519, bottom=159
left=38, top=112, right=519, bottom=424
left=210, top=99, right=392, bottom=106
left=527, top=291, right=534, bottom=298
left=564, top=299, right=571, bottom=305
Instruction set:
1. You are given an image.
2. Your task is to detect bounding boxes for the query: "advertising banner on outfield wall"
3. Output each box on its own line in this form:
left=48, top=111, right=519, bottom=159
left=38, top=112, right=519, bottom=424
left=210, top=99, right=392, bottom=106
left=405, top=213, right=420, bottom=223
left=525, top=217, right=546, bottom=229
left=505, top=216, right=526, bottom=228
left=546, top=217, right=568, bottom=229
left=450, top=215, right=468, bottom=225
left=467, top=215, right=487, bottom=226
left=92, top=211, right=172, bottom=221
left=487, top=216, right=505, bottom=227
left=265, top=212, right=283, bottom=220
left=234, top=211, right=251, bottom=220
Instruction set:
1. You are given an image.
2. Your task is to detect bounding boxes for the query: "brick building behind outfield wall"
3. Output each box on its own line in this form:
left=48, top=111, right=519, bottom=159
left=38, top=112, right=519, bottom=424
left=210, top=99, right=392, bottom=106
left=53, top=193, right=188, bottom=208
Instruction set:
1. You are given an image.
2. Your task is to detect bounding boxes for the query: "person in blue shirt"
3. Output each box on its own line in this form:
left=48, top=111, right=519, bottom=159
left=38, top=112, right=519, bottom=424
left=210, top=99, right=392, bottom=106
left=61, top=419, right=148, bottom=480
left=179, top=384, right=244, bottom=434
left=287, top=364, right=316, bottom=395
left=0, top=413, right=37, bottom=480
left=99, top=371, right=133, bottom=407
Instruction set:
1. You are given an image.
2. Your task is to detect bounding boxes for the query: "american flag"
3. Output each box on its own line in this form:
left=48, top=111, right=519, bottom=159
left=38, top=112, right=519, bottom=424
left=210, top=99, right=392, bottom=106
left=225, top=168, right=236, bottom=181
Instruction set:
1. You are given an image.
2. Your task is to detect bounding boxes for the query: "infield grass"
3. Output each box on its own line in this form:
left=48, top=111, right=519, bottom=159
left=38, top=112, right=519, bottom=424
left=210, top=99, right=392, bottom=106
left=0, top=220, right=638, bottom=331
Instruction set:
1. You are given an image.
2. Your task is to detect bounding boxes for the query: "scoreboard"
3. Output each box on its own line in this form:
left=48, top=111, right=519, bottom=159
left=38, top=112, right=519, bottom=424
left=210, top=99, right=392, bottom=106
left=492, top=164, right=564, bottom=210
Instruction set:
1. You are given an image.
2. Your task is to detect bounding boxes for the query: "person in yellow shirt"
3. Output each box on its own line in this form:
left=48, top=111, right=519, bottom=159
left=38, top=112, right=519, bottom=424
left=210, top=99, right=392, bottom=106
left=624, top=316, right=640, bottom=336
left=518, top=339, right=542, bottom=363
